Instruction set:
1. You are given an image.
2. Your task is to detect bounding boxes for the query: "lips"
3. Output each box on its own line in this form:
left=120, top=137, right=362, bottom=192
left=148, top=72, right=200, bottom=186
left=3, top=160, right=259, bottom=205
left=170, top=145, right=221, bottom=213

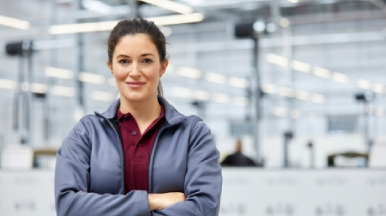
left=126, top=81, right=145, bottom=89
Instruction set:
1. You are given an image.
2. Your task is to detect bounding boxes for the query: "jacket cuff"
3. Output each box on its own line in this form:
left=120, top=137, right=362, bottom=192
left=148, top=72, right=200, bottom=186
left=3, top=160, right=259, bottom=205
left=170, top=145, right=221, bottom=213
left=136, top=190, right=151, bottom=216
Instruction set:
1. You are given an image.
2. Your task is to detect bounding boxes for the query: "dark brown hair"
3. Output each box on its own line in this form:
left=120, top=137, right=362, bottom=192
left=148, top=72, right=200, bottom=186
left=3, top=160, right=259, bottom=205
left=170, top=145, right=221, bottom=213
left=107, top=18, right=166, bottom=95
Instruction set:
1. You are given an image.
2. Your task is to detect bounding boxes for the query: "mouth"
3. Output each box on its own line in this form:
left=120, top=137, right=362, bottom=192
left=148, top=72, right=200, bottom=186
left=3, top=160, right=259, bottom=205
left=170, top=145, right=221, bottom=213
left=126, top=81, right=145, bottom=88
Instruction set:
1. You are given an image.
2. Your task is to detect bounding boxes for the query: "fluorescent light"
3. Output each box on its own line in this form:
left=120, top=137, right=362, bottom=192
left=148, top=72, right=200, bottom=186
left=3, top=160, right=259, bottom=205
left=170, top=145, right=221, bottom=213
left=228, top=77, right=249, bottom=88
left=296, top=90, right=309, bottom=101
left=49, top=20, right=118, bottom=34
left=291, top=110, right=302, bottom=119
left=194, top=90, right=210, bottom=101
left=82, top=0, right=112, bottom=14
left=45, top=67, right=73, bottom=79
left=279, top=87, right=295, bottom=98
left=139, top=0, right=193, bottom=14
left=0, top=79, right=16, bottom=89
left=332, top=72, right=348, bottom=83
left=171, top=87, right=192, bottom=98
left=78, top=72, right=105, bottom=84
left=146, top=13, right=204, bottom=26
left=233, top=97, right=249, bottom=106
left=30, top=83, right=47, bottom=94
left=51, top=86, right=75, bottom=97
left=91, top=91, right=114, bottom=102
left=273, top=107, right=287, bottom=117
left=108, top=77, right=116, bottom=86
left=287, top=0, right=299, bottom=3
left=177, top=67, right=202, bottom=79
left=261, top=84, right=276, bottom=94
left=279, top=18, right=290, bottom=28
left=372, top=83, right=384, bottom=94
left=165, top=64, right=174, bottom=73
left=0, top=15, right=30, bottom=30
left=313, top=67, right=331, bottom=79
left=312, top=94, right=325, bottom=104
left=266, top=53, right=288, bottom=67
left=291, top=60, right=311, bottom=73
left=357, top=79, right=371, bottom=90
left=213, top=93, right=229, bottom=104
left=49, top=13, right=204, bottom=34
left=205, top=72, right=226, bottom=84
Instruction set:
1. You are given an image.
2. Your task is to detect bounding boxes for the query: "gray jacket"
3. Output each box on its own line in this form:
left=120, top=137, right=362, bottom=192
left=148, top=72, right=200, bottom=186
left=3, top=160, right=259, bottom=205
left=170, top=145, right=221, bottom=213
left=55, top=96, right=222, bottom=216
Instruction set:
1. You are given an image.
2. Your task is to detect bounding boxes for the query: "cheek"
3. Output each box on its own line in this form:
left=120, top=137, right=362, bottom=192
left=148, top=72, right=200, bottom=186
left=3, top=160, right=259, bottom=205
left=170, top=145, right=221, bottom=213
left=112, top=68, right=127, bottom=80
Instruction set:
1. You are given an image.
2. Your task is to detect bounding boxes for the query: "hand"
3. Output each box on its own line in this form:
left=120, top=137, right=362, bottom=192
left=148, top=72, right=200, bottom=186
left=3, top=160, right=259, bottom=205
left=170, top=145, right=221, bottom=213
left=148, top=192, right=186, bottom=211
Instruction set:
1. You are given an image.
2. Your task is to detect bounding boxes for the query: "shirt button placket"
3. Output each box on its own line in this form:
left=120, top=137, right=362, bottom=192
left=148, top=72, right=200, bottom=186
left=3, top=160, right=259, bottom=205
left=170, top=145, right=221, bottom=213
left=132, top=131, right=137, bottom=136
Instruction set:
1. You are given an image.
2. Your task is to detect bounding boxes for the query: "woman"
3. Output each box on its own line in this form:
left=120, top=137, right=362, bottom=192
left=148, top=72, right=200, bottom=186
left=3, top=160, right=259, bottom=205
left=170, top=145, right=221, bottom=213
left=55, top=18, right=222, bottom=216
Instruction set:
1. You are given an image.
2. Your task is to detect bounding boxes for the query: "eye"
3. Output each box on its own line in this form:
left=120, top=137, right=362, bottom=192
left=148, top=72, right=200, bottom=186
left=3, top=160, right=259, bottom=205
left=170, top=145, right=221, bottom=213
left=143, top=58, right=153, bottom=64
left=119, top=59, right=129, bottom=65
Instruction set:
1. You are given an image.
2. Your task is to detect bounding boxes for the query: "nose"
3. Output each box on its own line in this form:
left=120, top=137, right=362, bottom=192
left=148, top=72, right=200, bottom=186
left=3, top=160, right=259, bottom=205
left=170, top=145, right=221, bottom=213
left=129, top=62, right=141, bottom=77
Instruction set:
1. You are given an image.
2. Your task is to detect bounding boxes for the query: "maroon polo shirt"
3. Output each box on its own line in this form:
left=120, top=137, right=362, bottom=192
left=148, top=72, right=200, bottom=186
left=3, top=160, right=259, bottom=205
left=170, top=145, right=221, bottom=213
left=116, top=104, right=165, bottom=194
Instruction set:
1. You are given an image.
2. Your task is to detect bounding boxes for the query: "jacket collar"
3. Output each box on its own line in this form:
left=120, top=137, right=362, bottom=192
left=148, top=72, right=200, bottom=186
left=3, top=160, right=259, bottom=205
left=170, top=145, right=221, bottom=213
left=95, top=96, right=186, bottom=125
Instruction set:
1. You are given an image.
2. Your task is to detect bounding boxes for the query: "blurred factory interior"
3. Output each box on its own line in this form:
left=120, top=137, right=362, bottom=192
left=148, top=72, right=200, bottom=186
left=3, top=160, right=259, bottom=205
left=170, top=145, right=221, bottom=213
left=0, top=0, right=386, bottom=215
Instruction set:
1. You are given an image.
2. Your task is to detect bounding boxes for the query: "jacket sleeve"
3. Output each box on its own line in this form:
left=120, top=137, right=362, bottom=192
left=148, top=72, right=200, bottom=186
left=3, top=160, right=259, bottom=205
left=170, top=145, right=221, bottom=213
left=55, top=120, right=151, bottom=216
left=154, top=120, right=223, bottom=216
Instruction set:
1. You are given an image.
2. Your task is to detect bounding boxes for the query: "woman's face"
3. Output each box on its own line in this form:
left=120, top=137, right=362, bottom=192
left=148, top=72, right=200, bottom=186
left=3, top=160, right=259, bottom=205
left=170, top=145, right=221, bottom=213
left=107, top=33, right=168, bottom=103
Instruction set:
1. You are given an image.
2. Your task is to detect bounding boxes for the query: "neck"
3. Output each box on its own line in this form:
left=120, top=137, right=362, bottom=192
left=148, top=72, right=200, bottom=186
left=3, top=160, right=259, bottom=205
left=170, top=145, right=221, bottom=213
left=119, top=95, right=161, bottom=123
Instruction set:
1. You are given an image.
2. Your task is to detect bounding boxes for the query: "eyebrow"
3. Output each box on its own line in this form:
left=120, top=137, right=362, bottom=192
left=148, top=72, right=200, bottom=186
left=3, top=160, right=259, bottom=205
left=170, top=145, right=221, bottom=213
left=116, top=53, right=155, bottom=58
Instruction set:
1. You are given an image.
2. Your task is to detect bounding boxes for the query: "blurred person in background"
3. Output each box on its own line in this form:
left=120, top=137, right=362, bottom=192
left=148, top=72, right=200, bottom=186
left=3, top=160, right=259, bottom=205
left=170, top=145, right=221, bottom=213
left=54, top=18, right=222, bottom=216
left=221, top=138, right=257, bottom=167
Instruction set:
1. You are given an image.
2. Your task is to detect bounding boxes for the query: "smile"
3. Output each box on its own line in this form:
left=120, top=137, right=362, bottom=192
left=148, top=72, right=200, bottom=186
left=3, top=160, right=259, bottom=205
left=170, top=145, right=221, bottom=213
left=126, top=82, right=145, bottom=89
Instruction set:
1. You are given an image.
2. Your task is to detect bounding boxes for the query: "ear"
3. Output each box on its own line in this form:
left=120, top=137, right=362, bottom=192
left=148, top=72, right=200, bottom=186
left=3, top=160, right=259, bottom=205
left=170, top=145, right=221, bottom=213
left=107, top=60, right=114, bottom=77
left=159, top=59, right=169, bottom=78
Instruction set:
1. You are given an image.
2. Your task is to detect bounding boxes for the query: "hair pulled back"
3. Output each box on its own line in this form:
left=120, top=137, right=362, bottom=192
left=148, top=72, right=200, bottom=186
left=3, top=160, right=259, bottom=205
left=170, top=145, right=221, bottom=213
left=107, top=18, right=167, bottom=95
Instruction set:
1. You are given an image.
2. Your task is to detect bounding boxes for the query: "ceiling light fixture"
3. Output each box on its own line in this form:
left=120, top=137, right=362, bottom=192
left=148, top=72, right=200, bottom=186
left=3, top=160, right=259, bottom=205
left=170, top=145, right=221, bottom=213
left=296, top=90, right=309, bottom=101
left=78, top=72, right=105, bottom=84
left=45, top=67, right=73, bottom=79
left=213, top=93, right=229, bottom=104
left=279, top=87, right=295, bottom=98
left=332, top=72, right=348, bottom=83
left=49, top=13, right=204, bottom=34
left=0, top=79, right=16, bottom=89
left=273, top=107, right=287, bottom=117
left=312, top=94, right=325, bottom=104
left=139, top=0, right=193, bottom=14
left=357, top=79, right=371, bottom=90
left=171, top=87, right=192, bottom=98
left=194, top=90, right=210, bottom=101
left=51, top=86, right=75, bottom=97
left=261, top=84, right=276, bottom=94
left=30, top=83, right=47, bottom=94
left=372, top=83, right=384, bottom=94
left=205, top=72, right=226, bottom=84
left=228, top=77, right=249, bottom=88
left=177, top=67, right=202, bottom=79
left=313, top=67, right=331, bottom=79
left=0, top=15, right=30, bottom=30
left=291, top=60, right=311, bottom=73
left=266, top=53, right=288, bottom=67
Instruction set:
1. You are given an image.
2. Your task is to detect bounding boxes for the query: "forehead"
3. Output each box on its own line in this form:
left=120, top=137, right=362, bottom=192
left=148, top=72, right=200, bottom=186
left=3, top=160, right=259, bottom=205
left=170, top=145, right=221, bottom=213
left=114, top=34, right=158, bottom=55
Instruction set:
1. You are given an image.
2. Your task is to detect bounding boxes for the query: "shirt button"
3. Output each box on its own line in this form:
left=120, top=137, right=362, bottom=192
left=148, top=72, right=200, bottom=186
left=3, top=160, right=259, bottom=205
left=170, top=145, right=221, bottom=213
left=132, top=131, right=137, bottom=136
left=138, top=143, right=142, bottom=147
